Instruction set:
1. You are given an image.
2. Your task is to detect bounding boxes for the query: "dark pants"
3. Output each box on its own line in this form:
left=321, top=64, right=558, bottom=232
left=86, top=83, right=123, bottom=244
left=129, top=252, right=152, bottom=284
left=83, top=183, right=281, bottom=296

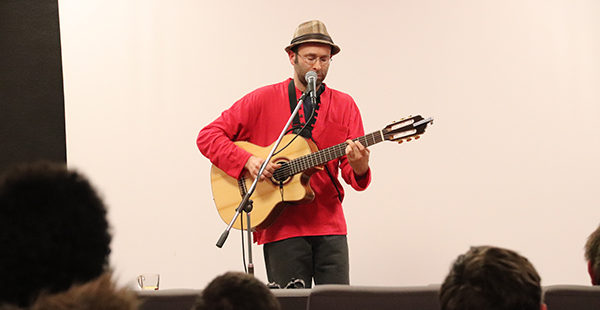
left=263, top=235, right=349, bottom=288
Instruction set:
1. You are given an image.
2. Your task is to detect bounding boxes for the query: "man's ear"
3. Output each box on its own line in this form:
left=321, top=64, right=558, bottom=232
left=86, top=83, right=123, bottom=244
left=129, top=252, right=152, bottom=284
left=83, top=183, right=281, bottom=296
left=588, top=261, right=597, bottom=285
left=288, top=51, right=296, bottom=65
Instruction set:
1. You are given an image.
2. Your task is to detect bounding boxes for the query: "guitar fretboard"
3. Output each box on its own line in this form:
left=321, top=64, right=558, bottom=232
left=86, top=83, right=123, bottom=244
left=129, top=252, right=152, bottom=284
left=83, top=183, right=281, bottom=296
left=273, top=130, right=384, bottom=181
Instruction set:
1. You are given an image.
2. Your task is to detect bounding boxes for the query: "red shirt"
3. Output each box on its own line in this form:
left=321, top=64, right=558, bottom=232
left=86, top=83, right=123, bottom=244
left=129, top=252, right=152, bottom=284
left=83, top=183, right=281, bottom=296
left=197, top=79, right=371, bottom=244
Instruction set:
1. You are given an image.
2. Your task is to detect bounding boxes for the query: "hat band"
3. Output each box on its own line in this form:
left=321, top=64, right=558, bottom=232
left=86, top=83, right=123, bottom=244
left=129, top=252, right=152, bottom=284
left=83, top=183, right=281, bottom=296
left=290, top=33, right=334, bottom=45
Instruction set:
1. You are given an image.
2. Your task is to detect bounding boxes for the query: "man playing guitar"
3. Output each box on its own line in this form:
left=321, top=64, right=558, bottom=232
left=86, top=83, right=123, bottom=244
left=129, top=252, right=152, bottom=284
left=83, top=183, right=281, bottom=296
left=197, top=20, right=370, bottom=288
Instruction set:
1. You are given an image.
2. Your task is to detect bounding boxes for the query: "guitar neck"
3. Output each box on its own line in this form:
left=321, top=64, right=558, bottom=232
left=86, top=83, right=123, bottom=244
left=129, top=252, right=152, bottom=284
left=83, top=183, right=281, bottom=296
left=287, top=130, right=384, bottom=175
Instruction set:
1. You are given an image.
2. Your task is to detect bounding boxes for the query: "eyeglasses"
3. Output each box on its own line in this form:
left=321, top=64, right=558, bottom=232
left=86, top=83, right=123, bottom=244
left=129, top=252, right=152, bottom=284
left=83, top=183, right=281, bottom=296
left=297, top=54, right=332, bottom=65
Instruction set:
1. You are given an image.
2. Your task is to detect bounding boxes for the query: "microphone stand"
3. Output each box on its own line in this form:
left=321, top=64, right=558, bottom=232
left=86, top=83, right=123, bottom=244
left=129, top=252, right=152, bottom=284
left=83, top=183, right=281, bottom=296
left=216, top=90, right=309, bottom=274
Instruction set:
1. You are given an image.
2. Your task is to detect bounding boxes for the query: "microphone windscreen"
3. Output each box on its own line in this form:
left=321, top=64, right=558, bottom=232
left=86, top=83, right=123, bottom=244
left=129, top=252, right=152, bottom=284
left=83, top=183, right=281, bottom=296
left=305, top=71, right=317, bottom=82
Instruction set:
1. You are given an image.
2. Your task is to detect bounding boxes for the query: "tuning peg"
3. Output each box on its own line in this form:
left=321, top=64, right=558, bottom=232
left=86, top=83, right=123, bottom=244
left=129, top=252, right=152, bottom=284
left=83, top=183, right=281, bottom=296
left=414, top=135, right=421, bottom=140
left=397, top=140, right=404, bottom=144
left=406, top=138, right=412, bottom=142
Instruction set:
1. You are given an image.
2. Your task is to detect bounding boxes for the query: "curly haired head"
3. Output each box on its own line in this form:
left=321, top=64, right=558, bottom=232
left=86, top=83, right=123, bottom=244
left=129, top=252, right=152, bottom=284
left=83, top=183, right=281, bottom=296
left=0, top=162, right=111, bottom=307
left=194, top=272, right=280, bottom=310
left=440, top=246, right=542, bottom=310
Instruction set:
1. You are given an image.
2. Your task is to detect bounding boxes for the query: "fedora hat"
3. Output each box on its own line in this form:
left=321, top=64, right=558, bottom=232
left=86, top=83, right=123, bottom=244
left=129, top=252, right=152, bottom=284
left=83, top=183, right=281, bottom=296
left=284, top=20, right=340, bottom=55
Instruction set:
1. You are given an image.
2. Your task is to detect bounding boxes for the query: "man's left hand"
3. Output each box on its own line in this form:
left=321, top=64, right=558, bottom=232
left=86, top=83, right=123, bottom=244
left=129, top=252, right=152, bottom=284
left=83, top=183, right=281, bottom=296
left=345, top=140, right=370, bottom=176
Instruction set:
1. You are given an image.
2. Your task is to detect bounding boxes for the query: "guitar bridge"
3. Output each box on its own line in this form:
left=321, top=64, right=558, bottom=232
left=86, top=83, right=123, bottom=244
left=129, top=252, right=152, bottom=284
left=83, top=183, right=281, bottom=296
left=238, top=176, right=248, bottom=197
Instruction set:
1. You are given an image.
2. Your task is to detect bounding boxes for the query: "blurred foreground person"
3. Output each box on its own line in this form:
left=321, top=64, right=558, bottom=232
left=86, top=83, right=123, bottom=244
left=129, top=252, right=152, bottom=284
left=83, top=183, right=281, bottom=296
left=0, top=162, right=136, bottom=309
left=194, top=272, right=280, bottom=310
left=440, top=245, right=545, bottom=310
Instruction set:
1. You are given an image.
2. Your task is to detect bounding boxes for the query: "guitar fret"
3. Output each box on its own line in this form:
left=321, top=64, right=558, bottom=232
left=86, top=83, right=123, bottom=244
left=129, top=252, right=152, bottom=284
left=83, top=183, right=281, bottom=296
left=286, top=130, right=387, bottom=177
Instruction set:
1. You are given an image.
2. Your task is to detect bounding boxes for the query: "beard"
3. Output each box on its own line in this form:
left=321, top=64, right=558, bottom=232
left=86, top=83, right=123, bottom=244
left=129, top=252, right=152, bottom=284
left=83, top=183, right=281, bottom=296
left=294, top=55, right=326, bottom=88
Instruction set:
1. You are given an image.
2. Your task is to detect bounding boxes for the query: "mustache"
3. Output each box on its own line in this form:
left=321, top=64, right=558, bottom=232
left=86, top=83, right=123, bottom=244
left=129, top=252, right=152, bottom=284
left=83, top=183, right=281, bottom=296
left=301, top=72, right=324, bottom=84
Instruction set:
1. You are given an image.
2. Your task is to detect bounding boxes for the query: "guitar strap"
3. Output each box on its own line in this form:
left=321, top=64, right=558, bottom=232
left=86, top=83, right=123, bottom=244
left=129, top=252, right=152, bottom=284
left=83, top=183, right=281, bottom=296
left=322, top=161, right=343, bottom=203
left=287, top=79, right=302, bottom=134
left=287, top=79, right=343, bottom=203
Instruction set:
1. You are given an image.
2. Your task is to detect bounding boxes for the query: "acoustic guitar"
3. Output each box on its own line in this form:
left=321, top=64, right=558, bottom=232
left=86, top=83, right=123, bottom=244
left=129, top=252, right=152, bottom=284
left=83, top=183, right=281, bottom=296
left=210, top=115, right=433, bottom=230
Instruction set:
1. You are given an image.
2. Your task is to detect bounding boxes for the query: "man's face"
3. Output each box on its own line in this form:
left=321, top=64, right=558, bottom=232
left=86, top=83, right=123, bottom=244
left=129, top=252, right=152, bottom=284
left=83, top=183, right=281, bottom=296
left=289, top=43, right=332, bottom=88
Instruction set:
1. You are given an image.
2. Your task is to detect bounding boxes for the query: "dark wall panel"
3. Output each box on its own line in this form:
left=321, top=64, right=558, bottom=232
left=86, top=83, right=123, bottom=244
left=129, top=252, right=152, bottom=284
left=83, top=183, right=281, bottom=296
left=0, top=0, right=66, bottom=174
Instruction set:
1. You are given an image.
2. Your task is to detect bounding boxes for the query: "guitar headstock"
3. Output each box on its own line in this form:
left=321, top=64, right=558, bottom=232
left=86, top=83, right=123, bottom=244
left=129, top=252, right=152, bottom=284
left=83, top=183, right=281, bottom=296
left=382, top=115, right=433, bottom=143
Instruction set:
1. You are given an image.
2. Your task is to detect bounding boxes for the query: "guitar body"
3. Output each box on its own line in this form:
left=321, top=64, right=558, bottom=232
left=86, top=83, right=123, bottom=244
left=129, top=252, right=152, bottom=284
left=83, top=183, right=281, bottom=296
left=210, top=135, right=321, bottom=230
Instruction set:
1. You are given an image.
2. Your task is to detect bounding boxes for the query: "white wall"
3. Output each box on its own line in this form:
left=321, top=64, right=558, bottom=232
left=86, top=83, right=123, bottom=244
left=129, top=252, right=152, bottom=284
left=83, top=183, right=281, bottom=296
left=58, top=0, right=600, bottom=289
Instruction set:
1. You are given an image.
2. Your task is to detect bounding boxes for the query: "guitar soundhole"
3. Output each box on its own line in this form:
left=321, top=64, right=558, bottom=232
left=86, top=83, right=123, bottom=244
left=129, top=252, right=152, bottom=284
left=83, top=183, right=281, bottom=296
left=272, top=161, right=290, bottom=184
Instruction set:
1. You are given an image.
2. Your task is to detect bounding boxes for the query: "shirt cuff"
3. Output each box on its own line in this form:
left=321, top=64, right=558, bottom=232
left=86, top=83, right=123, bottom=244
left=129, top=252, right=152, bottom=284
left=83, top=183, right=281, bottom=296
left=353, top=168, right=371, bottom=189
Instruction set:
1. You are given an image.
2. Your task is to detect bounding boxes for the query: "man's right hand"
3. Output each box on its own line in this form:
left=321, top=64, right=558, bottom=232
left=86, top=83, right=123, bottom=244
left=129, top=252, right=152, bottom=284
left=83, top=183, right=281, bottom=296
left=244, top=156, right=281, bottom=181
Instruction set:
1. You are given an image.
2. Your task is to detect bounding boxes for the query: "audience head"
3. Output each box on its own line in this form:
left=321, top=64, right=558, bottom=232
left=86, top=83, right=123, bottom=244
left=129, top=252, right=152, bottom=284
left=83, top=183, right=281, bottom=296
left=27, top=273, right=138, bottom=310
left=440, top=245, right=544, bottom=310
left=194, top=271, right=281, bottom=310
left=585, top=224, right=600, bottom=285
left=0, top=162, right=111, bottom=307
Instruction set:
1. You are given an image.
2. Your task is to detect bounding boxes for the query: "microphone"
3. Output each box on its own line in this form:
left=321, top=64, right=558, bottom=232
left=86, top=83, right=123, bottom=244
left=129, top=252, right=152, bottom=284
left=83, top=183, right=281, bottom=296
left=305, top=71, right=318, bottom=106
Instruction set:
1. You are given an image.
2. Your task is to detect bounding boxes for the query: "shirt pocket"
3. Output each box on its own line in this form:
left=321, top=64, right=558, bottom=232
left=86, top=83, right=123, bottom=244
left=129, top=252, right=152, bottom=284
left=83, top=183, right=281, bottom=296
left=313, top=120, right=349, bottom=149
